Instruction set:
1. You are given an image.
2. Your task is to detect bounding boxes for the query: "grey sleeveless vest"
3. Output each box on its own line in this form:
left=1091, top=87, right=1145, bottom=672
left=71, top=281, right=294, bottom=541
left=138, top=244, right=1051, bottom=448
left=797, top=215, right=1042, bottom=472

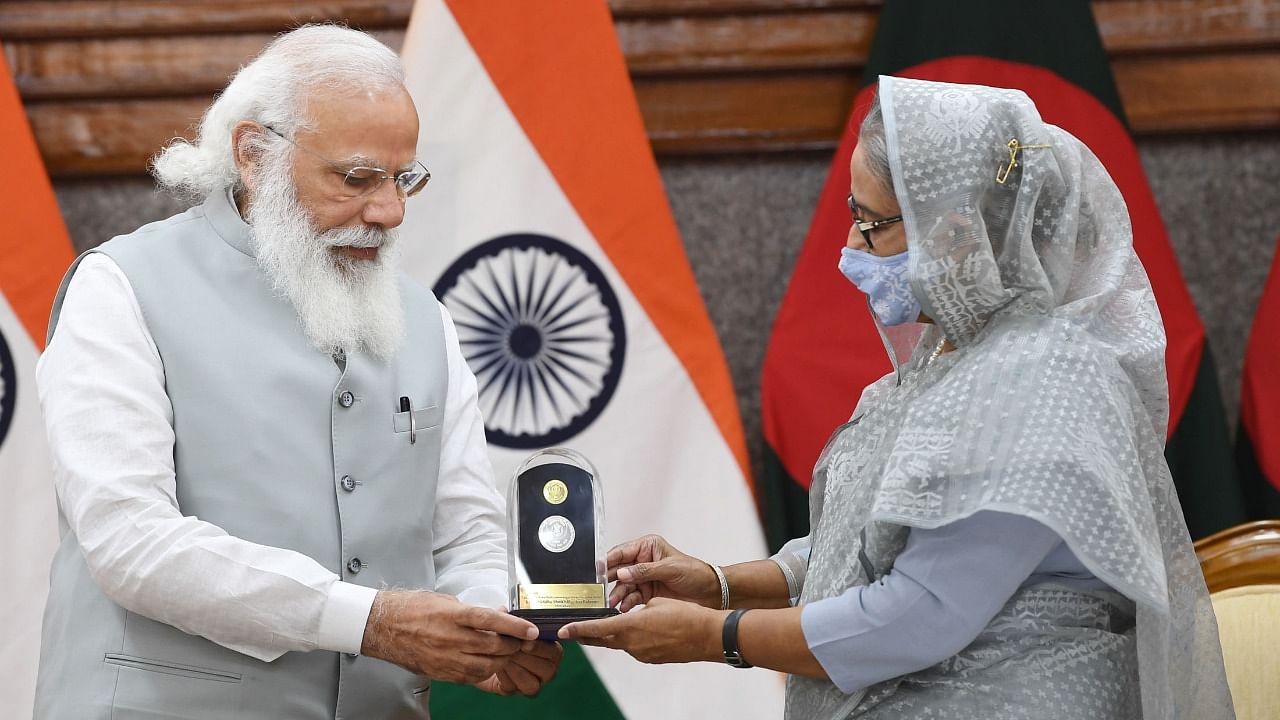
left=35, top=190, right=448, bottom=719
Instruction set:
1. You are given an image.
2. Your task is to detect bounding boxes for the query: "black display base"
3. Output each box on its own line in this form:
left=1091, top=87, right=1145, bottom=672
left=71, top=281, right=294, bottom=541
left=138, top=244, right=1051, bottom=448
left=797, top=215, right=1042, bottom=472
left=512, top=607, right=620, bottom=641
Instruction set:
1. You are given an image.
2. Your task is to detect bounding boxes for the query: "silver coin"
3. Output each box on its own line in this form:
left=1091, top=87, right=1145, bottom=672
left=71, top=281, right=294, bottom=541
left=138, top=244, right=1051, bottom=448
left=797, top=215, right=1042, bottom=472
left=538, top=515, right=575, bottom=553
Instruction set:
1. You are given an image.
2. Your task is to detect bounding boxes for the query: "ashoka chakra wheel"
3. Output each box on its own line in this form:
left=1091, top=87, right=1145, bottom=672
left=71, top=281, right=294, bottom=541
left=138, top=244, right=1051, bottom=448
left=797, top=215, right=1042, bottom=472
left=433, top=234, right=626, bottom=448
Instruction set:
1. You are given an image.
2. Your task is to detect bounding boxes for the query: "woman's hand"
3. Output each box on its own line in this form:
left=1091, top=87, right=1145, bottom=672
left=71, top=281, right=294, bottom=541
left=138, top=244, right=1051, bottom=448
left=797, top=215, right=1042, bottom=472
left=606, top=535, right=722, bottom=611
left=562, top=600, right=829, bottom=680
left=558, top=598, right=725, bottom=664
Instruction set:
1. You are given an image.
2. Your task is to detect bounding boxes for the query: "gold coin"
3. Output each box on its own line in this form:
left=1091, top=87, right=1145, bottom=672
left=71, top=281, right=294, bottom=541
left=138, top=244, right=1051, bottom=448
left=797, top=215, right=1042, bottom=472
left=543, top=479, right=568, bottom=505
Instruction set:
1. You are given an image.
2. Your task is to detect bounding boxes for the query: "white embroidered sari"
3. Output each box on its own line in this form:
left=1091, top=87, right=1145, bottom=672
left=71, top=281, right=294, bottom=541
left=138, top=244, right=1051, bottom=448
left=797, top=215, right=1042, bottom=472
left=782, top=76, right=1234, bottom=720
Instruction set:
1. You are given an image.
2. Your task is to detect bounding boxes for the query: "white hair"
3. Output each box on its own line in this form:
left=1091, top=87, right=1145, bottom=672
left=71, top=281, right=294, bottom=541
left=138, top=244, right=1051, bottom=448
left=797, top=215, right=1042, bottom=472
left=858, top=94, right=892, bottom=194
left=152, top=24, right=404, bottom=201
left=248, top=139, right=405, bottom=360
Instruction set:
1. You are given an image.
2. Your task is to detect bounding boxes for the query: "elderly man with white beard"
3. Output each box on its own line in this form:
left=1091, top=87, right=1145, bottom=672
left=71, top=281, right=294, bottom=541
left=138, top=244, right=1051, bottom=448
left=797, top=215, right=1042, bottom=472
left=32, top=25, right=561, bottom=719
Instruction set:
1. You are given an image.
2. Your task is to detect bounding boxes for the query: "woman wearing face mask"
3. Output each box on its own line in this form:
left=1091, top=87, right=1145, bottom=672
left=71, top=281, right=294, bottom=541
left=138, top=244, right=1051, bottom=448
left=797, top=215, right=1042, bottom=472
left=561, top=76, right=1234, bottom=720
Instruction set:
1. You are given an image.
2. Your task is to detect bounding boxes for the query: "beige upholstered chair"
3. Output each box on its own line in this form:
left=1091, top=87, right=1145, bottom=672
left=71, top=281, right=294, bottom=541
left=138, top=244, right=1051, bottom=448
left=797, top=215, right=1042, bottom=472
left=1194, top=521, right=1280, bottom=720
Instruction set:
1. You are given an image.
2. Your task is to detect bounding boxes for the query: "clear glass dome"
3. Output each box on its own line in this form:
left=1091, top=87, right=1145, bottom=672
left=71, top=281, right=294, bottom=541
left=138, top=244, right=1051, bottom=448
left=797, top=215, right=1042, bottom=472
left=507, top=447, right=610, bottom=617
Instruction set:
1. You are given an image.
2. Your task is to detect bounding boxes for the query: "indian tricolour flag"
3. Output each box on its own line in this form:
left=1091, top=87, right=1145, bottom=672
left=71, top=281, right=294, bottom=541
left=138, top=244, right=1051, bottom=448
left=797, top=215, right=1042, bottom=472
left=0, top=53, right=77, bottom=720
left=398, top=1, right=783, bottom=717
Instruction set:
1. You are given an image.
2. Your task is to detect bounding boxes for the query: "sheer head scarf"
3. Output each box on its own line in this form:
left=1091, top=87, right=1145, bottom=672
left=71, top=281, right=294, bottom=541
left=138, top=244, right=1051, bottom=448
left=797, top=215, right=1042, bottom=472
left=785, top=77, right=1233, bottom=719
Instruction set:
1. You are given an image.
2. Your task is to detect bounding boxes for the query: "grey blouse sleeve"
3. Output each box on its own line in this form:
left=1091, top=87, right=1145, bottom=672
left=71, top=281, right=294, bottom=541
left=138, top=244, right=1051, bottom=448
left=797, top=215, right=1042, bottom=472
left=800, top=511, right=1076, bottom=693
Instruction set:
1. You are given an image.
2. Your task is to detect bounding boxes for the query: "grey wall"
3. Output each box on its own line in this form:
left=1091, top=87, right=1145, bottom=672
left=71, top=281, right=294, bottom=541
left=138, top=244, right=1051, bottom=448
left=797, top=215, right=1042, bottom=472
left=53, top=132, right=1280, bottom=482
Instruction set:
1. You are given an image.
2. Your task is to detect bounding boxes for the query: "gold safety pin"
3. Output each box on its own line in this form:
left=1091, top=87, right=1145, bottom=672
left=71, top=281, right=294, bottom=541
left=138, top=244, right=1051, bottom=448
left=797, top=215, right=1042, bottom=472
left=996, top=138, right=1052, bottom=184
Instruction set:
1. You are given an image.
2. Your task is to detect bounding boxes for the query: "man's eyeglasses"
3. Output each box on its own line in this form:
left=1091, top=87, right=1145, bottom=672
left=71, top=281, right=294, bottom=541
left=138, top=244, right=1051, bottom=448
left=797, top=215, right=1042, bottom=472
left=262, top=125, right=431, bottom=199
left=848, top=193, right=903, bottom=250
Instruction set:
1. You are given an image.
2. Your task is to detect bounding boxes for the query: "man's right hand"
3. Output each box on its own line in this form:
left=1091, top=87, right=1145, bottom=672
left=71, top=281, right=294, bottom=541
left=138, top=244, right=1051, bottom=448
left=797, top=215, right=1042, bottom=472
left=360, top=591, right=538, bottom=684
left=606, top=534, right=721, bottom=612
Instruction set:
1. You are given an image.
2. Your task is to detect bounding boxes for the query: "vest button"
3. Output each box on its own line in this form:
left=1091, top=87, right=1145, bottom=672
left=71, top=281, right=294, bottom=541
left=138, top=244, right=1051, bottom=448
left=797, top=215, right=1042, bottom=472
left=347, top=557, right=363, bottom=574
left=341, top=475, right=357, bottom=492
left=338, top=391, right=355, bottom=408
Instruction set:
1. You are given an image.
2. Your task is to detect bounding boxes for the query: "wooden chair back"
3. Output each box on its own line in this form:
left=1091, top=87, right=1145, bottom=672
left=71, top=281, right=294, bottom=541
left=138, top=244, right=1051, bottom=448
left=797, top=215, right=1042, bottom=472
left=1194, top=520, right=1280, bottom=720
left=1194, top=520, right=1280, bottom=593
left=1192, top=517, right=1280, bottom=591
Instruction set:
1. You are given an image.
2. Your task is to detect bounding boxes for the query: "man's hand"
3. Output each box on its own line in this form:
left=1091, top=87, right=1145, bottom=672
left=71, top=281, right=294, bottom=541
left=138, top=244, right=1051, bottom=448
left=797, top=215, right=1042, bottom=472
left=559, top=598, right=724, bottom=665
left=360, top=591, right=538, bottom=684
left=473, top=640, right=565, bottom=697
left=607, top=535, right=721, bottom=611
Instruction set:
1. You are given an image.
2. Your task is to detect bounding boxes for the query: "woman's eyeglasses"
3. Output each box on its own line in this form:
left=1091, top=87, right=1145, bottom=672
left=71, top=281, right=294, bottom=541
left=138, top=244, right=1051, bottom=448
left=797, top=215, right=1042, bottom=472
left=848, top=193, right=903, bottom=250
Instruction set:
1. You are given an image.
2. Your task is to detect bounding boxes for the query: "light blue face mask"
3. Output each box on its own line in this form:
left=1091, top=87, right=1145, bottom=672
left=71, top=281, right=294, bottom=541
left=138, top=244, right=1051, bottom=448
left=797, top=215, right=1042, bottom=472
left=838, top=247, right=922, bottom=326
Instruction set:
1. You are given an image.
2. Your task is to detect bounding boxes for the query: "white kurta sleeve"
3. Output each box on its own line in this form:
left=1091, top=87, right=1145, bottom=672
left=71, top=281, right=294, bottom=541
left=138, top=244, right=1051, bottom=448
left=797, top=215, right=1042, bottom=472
left=427, top=303, right=509, bottom=609
left=38, top=253, right=376, bottom=662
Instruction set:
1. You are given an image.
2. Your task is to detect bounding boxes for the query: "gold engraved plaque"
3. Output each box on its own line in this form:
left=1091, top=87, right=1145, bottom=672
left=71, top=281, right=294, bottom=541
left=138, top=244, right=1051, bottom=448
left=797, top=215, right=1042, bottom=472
left=518, top=583, right=607, bottom=610
left=543, top=479, right=568, bottom=505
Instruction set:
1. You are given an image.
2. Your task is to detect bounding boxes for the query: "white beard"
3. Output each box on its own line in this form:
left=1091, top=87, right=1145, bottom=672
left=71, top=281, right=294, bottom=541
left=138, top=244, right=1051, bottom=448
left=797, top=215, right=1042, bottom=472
left=246, top=156, right=405, bottom=361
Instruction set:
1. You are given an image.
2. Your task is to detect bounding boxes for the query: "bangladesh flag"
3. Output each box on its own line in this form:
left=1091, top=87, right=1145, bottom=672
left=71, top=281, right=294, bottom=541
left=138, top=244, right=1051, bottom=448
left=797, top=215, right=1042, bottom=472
left=760, top=0, right=1247, bottom=550
left=398, top=1, right=783, bottom=717
left=1237, top=238, right=1280, bottom=519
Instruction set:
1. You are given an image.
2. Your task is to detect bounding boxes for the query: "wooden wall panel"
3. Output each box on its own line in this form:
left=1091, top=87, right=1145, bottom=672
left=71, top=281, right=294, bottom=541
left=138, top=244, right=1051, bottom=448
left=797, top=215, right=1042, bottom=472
left=0, top=0, right=412, bottom=39
left=25, top=97, right=210, bottom=176
left=617, top=11, right=872, bottom=74
left=11, top=34, right=281, bottom=100
left=4, top=0, right=1279, bottom=176
left=10, top=31, right=405, bottom=100
left=1115, top=52, right=1280, bottom=132
left=1094, top=0, right=1280, bottom=54
left=609, top=0, right=878, bottom=16
left=636, top=72, right=859, bottom=153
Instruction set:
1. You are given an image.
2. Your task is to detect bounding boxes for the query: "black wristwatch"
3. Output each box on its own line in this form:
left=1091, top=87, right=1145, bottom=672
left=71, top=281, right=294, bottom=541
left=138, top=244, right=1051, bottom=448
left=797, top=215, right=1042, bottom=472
left=722, top=608, right=752, bottom=668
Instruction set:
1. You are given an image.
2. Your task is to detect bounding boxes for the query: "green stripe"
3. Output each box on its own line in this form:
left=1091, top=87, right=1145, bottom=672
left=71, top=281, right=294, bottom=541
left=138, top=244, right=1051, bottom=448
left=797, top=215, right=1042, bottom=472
left=1163, top=345, right=1248, bottom=538
left=1234, top=422, right=1280, bottom=521
left=760, top=443, right=812, bottom=554
left=862, top=0, right=1126, bottom=125
left=429, top=641, right=624, bottom=719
